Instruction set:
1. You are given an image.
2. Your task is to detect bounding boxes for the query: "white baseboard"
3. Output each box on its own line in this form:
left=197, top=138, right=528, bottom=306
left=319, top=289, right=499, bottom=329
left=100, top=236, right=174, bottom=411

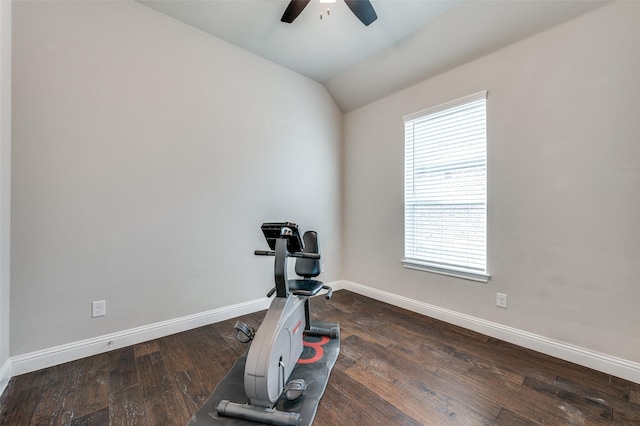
left=10, top=296, right=272, bottom=376
left=0, top=358, right=11, bottom=398
left=7, top=280, right=639, bottom=385
left=339, top=280, right=640, bottom=384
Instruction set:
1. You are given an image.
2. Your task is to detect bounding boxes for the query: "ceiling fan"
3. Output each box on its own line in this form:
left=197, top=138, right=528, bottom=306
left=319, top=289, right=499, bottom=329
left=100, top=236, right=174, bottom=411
left=281, top=0, right=378, bottom=26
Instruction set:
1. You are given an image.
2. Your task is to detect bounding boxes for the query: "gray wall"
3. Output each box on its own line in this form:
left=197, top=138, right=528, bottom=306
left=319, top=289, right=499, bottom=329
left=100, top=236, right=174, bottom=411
left=343, top=2, right=640, bottom=362
left=8, top=0, right=640, bottom=371
left=11, top=1, right=342, bottom=356
left=0, top=0, right=11, bottom=373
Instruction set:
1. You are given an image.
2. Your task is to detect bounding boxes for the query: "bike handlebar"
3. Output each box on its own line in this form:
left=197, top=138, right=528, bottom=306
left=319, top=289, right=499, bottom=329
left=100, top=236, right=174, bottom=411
left=254, top=250, right=320, bottom=259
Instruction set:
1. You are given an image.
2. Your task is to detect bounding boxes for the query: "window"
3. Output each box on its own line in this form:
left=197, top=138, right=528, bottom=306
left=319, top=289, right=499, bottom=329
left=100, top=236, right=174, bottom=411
left=403, top=91, right=489, bottom=282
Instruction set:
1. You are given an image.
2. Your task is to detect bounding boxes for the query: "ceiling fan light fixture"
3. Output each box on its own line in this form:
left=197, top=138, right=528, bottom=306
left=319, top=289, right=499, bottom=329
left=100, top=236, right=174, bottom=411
left=281, top=0, right=377, bottom=26
left=319, top=0, right=335, bottom=20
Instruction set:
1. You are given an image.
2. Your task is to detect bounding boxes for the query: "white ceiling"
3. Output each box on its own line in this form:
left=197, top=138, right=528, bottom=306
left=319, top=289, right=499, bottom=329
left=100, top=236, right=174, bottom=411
left=139, top=0, right=608, bottom=112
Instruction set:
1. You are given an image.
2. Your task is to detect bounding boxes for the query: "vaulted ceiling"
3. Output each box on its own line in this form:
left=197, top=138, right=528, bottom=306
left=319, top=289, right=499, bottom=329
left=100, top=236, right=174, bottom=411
left=139, top=0, right=608, bottom=112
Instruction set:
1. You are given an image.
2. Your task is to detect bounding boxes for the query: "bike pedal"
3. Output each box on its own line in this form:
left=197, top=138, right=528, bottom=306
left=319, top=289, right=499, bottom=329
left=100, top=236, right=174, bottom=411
left=234, top=321, right=255, bottom=343
left=284, top=379, right=306, bottom=401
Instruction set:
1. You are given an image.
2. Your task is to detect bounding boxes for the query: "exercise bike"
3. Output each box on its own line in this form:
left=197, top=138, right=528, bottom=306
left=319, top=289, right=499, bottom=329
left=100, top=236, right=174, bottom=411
left=217, top=222, right=338, bottom=426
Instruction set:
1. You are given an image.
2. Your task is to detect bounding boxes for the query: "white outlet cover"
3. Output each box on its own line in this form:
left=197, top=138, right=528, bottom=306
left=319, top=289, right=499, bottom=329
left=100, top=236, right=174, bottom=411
left=92, top=300, right=106, bottom=317
left=496, top=293, right=507, bottom=308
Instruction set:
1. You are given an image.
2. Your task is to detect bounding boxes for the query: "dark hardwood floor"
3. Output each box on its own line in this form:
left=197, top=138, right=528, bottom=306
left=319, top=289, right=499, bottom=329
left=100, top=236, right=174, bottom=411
left=1, top=290, right=639, bottom=425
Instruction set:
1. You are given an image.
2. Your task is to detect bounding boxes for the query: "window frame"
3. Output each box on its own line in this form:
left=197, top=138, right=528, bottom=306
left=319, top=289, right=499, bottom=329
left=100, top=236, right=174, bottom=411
left=402, top=91, right=490, bottom=283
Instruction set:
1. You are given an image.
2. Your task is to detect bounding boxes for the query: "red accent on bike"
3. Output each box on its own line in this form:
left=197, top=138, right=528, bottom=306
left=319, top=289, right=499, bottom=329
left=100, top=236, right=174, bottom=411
left=292, top=320, right=302, bottom=335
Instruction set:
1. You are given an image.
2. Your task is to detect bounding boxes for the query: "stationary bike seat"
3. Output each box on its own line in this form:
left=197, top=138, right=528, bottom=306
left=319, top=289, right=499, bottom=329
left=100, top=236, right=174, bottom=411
left=288, top=230, right=325, bottom=297
left=288, top=279, right=324, bottom=297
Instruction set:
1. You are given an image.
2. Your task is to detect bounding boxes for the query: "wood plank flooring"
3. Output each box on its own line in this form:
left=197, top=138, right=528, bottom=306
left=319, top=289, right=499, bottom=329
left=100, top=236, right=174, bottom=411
left=1, top=290, right=639, bottom=425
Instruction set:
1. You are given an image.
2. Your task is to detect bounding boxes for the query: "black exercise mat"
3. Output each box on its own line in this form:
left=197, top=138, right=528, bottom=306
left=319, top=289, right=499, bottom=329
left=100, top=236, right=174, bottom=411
left=187, top=322, right=340, bottom=426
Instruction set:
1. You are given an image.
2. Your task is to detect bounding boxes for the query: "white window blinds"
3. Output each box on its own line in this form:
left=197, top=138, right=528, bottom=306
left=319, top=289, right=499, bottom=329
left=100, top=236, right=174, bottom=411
left=403, top=91, right=489, bottom=282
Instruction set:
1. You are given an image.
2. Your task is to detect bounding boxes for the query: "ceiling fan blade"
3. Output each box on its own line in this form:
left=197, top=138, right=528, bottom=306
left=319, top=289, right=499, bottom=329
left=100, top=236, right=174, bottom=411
left=344, top=0, right=377, bottom=26
left=281, top=0, right=311, bottom=23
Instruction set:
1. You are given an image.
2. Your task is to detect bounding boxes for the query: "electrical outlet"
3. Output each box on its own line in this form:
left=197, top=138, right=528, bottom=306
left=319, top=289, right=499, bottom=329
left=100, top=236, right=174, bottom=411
left=92, top=300, right=106, bottom=317
left=496, top=293, right=507, bottom=309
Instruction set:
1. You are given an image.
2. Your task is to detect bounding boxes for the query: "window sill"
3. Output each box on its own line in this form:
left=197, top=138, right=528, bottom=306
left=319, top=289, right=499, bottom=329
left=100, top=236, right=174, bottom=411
left=401, top=259, right=490, bottom=283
